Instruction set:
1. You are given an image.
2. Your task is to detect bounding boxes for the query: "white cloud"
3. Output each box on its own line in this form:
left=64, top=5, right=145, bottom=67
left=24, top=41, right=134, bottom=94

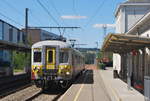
left=61, top=15, right=87, bottom=19
left=93, top=24, right=116, bottom=28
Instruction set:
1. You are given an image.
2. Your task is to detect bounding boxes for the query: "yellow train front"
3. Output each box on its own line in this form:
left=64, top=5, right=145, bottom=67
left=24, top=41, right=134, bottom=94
left=31, top=40, right=85, bottom=89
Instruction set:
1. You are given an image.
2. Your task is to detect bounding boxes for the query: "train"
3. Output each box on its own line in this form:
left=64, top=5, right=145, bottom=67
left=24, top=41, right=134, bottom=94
left=31, top=40, right=85, bottom=89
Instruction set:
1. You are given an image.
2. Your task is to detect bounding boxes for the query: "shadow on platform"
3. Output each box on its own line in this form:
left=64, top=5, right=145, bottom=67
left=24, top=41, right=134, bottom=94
left=73, top=70, right=94, bottom=84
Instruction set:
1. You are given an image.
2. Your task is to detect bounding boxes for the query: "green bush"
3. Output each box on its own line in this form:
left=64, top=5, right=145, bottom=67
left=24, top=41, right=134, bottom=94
left=99, top=63, right=106, bottom=69
left=12, top=51, right=30, bottom=70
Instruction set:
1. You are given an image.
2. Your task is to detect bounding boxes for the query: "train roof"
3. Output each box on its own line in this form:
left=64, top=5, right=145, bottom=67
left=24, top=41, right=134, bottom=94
left=32, top=40, right=71, bottom=48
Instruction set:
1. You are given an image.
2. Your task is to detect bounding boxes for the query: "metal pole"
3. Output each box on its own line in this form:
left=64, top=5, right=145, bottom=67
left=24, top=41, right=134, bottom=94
left=25, top=8, right=30, bottom=74
left=25, top=8, right=29, bottom=45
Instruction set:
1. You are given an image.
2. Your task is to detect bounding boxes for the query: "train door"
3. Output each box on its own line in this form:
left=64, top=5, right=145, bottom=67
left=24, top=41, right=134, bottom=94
left=46, top=48, right=56, bottom=69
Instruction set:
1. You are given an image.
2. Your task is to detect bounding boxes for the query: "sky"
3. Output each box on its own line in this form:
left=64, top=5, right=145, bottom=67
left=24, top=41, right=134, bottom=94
left=0, top=0, right=126, bottom=48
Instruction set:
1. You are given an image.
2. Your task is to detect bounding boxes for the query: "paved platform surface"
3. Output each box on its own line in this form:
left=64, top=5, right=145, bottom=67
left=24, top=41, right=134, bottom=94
left=59, top=66, right=111, bottom=101
left=100, top=68, right=145, bottom=101
left=59, top=65, right=145, bottom=101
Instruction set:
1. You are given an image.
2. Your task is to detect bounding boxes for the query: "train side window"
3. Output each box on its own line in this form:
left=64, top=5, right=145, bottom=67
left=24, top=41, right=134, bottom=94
left=48, top=51, right=53, bottom=63
left=59, top=51, right=68, bottom=63
left=34, top=51, right=41, bottom=62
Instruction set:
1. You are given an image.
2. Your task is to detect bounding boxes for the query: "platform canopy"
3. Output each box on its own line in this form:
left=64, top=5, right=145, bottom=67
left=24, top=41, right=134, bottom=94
left=0, top=40, right=30, bottom=52
left=102, top=34, right=150, bottom=53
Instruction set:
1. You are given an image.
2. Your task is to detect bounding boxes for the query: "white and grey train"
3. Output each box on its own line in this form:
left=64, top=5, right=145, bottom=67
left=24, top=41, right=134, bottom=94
left=31, top=40, right=85, bottom=88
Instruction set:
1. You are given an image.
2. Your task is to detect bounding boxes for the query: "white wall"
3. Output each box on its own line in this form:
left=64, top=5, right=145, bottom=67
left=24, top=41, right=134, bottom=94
left=116, top=8, right=126, bottom=33
left=113, top=53, right=121, bottom=73
left=116, top=11, right=122, bottom=33
left=140, top=29, right=150, bottom=37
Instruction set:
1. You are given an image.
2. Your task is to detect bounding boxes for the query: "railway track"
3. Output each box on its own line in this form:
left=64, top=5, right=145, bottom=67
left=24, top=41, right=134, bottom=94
left=0, top=70, right=85, bottom=101
left=0, top=84, right=71, bottom=101
left=0, top=73, right=31, bottom=98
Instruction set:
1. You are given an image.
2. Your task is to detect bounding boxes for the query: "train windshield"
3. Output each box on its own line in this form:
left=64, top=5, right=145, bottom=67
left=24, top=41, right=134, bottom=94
left=59, top=51, right=69, bottom=63
left=48, top=50, right=53, bottom=63
left=34, top=51, right=41, bottom=62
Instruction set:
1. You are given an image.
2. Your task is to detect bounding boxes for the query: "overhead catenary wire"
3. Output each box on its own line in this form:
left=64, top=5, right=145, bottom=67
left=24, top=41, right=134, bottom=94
left=29, top=10, right=44, bottom=25
left=36, top=0, right=64, bottom=36
left=36, top=0, right=61, bottom=27
left=46, top=0, right=68, bottom=26
left=0, top=12, right=24, bottom=27
left=3, top=0, right=25, bottom=17
left=2, top=0, right=44, bottom=27
left=83, top=0, right=107, bottom=28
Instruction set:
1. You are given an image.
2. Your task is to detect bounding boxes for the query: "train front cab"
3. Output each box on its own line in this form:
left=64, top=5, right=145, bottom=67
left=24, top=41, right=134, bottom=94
left=31, top=46, right=73, bottom=87
left=31, top=46, right=58, bottom=87
left=44, top=46, right=72, bottom=81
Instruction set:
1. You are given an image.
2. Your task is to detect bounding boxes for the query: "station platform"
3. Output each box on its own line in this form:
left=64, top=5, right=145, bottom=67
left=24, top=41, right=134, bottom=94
left=59, top=67, right=111, bottom=101
left=58, top=66, right=145, bottom=101
left=99, top=68, right=145, bottom=101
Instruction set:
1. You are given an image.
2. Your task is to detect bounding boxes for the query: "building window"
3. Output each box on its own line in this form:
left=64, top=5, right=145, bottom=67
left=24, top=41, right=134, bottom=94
left=9, top=28, right=13, bottom=42
left=17, top=30, right=20, bottom=43
left=2, top=22, right=4, bottom=40
left=0, top=22, right=3, bottom=40
left=0, top=23, right=2, bottom=40
left=22, top=32, right=26, bottom=43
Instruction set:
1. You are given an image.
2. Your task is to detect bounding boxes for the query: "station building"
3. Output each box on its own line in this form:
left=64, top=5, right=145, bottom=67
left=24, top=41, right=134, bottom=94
left=22, top=28, right=66, bottom=45
left=114, top=0, right=150, bottom=76
left=0, top=19, right=26, bottom=63
left=0, top=19, right=64, bottom=76
left=102, top=0, right=150, bottom=99
left=125, top=8, right=150, bottom=98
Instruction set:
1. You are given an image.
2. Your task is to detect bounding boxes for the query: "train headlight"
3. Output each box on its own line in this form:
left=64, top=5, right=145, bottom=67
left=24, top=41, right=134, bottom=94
left=60, top=66, right=64, bottom=69
left=37, top=67, right=40, bottom=70
left=66, top=72, right=70, bottom=75
left=60, top=65, right=68, bottom=70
